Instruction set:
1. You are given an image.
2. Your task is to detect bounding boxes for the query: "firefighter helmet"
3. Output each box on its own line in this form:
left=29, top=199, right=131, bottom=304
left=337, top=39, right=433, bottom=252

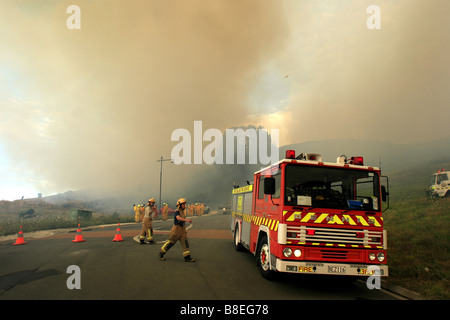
left=148, top=198, right=156, bottom=203
left=177, top=198, right=187, bottom=206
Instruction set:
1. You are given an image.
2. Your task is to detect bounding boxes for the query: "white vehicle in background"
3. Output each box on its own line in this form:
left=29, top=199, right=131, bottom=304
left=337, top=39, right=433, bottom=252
left=428, top=169, right=450, bottom=197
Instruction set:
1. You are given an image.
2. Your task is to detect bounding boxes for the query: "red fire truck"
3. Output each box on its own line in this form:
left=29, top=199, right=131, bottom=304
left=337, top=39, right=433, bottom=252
left=230, top=151, right=389, bottom=279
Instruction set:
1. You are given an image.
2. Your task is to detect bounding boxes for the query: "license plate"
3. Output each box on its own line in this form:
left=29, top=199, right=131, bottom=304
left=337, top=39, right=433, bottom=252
left=328, top=266, right=346, bottom=273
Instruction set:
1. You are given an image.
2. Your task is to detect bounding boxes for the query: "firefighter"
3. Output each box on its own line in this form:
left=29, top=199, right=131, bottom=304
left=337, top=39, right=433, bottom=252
left=133, top=204, right=140, bottom=223
left=159, top=198, right=195, bottom=262
left=139, top=198, right=156, bottom=244
left=139, top=204, right=145, bottom=222
left=162, top=203, right=169, bottom=221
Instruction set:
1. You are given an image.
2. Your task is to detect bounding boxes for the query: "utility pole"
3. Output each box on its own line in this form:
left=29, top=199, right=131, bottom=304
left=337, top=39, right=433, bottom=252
left=156, top=156, right=173, bottom=216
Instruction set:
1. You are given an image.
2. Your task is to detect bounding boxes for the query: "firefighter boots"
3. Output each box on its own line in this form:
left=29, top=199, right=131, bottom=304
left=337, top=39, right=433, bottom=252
left=184, top=255, right=196, bottom=262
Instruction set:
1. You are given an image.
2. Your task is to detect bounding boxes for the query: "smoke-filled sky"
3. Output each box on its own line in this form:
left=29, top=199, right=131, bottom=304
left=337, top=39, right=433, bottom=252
left=0, top=0, right=449, bottom=200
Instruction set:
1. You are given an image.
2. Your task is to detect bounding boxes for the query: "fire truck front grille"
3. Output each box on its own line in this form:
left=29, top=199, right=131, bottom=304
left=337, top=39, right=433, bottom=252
left=306, top=248, right=365, bottom=262
left=320, top=250, right=347, bottom=259
left=286, top=226, right=382, bottom=247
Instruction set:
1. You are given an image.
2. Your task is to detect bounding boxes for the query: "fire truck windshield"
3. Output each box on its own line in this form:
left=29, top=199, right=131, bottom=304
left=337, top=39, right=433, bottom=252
left=437, top=173, right=448, bottom=184
left=284, top=164, right=381, bottom=211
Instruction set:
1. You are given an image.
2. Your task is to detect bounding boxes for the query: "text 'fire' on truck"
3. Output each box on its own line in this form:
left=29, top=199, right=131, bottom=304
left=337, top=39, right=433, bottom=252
left=428, top=169, right=450, bottom=198
left=230, top=151, right=390, bottom=280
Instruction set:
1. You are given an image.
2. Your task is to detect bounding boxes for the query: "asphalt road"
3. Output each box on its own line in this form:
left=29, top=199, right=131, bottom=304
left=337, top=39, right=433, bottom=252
left=0, top=212, right=400, bottom=303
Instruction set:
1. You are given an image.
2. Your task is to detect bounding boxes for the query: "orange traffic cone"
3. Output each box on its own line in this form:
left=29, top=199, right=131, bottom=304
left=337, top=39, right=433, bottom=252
left=12, top=226, right=27, bottom=245
left=72, top=224, right=86, bottom=242
left=113, top=223, right=124, bottom=242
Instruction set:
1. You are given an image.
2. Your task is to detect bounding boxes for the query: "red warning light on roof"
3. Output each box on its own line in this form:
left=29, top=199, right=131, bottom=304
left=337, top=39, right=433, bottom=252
left=349, top=156, right=364, bottom=165
left=286, top=150, right=295, bottom=159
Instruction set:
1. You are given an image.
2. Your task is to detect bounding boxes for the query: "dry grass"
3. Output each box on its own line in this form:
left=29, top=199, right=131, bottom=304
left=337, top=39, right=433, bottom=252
left=384, top=193, right=449, bottom=299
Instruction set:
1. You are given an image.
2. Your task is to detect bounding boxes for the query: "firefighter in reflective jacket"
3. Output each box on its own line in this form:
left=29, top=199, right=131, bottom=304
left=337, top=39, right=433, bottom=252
left=134, top=204, right=140, bottom=222
left=159, top=198, right=196, bottom=262
left=162, top=203, right=169, bottom=221
left=139, top=198, right=156, bottom=244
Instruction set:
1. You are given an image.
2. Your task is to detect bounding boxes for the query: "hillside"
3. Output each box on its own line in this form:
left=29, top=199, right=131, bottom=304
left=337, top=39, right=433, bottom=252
left=382, top=161, right=450, bottom=299
left=386, top=159, right=450, bottom=202
left=0, top=198, right=64, bottom=218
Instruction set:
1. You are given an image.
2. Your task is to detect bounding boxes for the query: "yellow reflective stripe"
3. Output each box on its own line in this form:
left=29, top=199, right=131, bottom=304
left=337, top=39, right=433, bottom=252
left=372, top=218, right=381, bottom=227
left=343, top=214, right=357, bottom=225
left=328, top=215, right=344, bottom=225
left=286, top=212, right=296, bottom=222
left=270, top=219, right=275, bottom=230
left=315, top=213, right=327, bottom=223
left=300, top=212, right=314, bottom=222
left=358, top=216, right=369, bottom=226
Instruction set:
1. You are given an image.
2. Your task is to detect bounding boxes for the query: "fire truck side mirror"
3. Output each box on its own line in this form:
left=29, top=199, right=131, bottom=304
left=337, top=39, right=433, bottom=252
left=381, top=185, right=388, bottom=202
left=381, top=176, right=390, bottom=212
left=264, top=177, right=276, bottom=195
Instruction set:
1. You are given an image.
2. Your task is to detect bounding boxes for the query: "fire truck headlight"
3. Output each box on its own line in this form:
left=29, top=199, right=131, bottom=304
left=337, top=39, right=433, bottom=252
left=294, top=249, right=302, bottom=257
left=369, top=253, right=376, bottom=261
left=377, top=252, right=385, bottom=262
left=283, top=248, right=293, bottom=258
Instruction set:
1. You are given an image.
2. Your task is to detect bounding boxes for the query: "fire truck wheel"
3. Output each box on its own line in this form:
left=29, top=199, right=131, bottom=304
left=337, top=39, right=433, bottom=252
left=257, top=235, right=275, bottom=280
left=233, top=224, right=244, bottom=251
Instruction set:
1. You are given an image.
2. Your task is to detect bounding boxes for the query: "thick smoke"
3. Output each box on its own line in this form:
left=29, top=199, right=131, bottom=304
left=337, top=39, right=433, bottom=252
left=0, top=0, right=448, bottom=204
left=0, top=0, right=289, bottom=199
left=261, top=0, right=450, bottom=145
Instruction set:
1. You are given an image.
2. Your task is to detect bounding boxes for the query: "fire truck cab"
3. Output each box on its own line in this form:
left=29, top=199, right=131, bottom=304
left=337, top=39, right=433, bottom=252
left=428, top=169, right=450, bottom=197
left=231, top=151, right=389, bottom=279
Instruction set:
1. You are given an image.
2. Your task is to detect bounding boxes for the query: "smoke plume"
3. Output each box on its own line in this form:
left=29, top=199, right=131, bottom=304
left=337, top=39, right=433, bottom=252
left=0, top=0, right=288, bottom=199
left=0, top=0, right=448, bottom=204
